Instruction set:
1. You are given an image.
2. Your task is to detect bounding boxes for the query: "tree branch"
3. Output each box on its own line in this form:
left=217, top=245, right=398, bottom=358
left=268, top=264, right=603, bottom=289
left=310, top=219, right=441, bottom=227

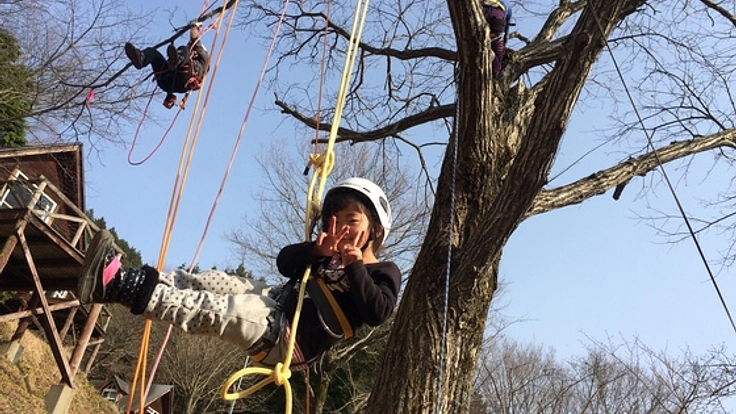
left=287, top=8, right=457, bottom=61
left=698, top=0, right=736, bottom=28
left=528, top=130, right=736, bottom=216
left=274, top=97, right=454, bottom=143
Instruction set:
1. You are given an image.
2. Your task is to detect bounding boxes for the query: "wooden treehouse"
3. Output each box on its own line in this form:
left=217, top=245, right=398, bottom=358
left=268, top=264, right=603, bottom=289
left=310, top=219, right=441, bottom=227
left=0, top=143, right=109, bottom=413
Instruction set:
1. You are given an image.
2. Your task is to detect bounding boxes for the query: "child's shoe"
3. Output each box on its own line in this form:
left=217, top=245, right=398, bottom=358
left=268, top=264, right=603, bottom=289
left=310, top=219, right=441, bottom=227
left=124, top=43, right=145, bottom=69
left=78, top=230, right=159, bottom=314
left=163, top=93, right=177, bottom=109
left=78, top=230, right=119, bottom=304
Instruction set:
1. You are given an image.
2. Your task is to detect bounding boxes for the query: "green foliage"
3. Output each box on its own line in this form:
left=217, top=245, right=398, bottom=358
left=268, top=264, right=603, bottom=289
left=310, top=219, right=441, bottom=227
left=222, top=263, right=253, bottom=278
left=0, top=29, right=32, bottom=148
left=86, top=209, right=143, bottom=268
left=0, top=291, right=12, bottom=306
left=177, top=263, right=202, bottom=273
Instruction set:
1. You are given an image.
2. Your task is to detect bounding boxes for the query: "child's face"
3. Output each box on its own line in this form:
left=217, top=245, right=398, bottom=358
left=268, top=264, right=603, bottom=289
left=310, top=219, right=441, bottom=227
left=332, top=206, right=372, bottom=251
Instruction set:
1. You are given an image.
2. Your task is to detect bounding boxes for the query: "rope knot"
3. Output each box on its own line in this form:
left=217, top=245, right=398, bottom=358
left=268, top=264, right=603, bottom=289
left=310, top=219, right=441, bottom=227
left=273, top=362, right=292, bottom=386
left=307, top=153, right=325, bottom=169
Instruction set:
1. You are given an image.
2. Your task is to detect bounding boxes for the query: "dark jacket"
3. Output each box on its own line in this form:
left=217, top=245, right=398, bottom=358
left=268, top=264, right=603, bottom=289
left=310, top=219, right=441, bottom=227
left=156, top=41, right=209, bottom=94
left=276, top=241, right=401, bottom=362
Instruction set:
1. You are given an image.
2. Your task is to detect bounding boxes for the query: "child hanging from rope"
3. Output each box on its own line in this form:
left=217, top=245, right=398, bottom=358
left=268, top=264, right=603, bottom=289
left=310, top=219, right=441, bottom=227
left=77, top=178, right=401, bottom=368
left=124, top=22, right=210, bottom=109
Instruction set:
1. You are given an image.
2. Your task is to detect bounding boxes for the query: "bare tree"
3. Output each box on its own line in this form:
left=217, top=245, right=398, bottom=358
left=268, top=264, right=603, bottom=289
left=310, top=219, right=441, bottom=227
left=0, top=0, right=235, bottom=147
left=235, top=0, right=736, bottom=412
left=474, top=336, right=736, bottom=413
left=227, top=138, right=429, bottom=280
left=0, top=0, right=151, bottom=145
left=157, top=330, right=254, bottom=414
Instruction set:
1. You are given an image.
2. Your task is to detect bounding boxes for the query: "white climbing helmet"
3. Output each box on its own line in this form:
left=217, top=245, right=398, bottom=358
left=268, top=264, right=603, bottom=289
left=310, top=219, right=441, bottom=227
left=328, top=177, right=392, bottom=244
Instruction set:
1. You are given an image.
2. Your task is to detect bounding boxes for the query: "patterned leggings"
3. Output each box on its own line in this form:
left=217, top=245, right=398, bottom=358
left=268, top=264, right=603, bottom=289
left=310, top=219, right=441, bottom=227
left=143, top=269, right=277, bottom=352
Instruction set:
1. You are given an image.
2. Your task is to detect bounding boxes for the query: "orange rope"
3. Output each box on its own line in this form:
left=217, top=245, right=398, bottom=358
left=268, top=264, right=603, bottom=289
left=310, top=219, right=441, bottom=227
left=124, top=321, right=149, bottom=414
left=123, top=2, right=240, bottom=413
left=143, top=5, right=243, bottom=399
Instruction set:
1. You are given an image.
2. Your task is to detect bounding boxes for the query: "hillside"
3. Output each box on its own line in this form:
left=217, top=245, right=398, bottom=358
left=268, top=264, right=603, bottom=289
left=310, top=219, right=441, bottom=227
left=0, top=321, right=117, bottom=414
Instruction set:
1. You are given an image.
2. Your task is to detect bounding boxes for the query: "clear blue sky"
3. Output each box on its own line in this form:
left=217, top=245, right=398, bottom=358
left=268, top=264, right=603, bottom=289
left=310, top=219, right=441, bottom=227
left=85, top=0, right=736, bottom=366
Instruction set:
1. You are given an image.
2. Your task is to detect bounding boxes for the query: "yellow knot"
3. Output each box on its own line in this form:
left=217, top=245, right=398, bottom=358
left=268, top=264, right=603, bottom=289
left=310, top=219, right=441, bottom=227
left=273, top=363, right=292, bottom=386
left=307, top=153, right=325, bottom=169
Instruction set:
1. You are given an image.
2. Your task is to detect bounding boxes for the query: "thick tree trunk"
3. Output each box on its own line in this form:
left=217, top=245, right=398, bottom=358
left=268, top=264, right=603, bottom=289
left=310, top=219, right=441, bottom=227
left=366, top=1, right=647, bottom=412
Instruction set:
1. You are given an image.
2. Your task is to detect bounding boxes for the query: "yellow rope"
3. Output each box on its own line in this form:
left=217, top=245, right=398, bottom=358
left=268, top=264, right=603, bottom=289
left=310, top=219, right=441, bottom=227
left=220, top=0, right=371, bottom=411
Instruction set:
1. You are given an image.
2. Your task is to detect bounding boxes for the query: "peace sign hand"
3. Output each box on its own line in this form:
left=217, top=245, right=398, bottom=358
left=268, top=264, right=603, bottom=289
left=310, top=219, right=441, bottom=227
left=340, top=230, right=364, bottom=266
left=315, top=215, right=349, bottom=257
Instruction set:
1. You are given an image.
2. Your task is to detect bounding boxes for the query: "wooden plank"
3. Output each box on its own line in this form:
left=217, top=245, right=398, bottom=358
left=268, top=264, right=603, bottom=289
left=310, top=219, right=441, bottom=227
left=17, top=229, right=74, bottom=387
left=58, top=306, right=79, bottom=341
left=0, top=299, right=80, bottom=323
left=10, top=294, right=39, bottom=342
left=0, top=231, right=19, bottom=271
left=83, top=342, right=102, bottom=375
left=26, top=213, right=84, bottom=264
left=33, top=176, right=100, bottom=235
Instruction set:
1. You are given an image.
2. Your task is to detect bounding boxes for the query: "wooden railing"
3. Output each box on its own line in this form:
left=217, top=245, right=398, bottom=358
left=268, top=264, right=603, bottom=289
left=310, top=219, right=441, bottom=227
left=0, top=175, right=100, bottom=252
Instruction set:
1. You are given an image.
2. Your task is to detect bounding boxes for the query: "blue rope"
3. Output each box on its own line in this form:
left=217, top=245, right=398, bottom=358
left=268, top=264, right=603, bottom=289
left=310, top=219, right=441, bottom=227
left=435, top=66, right=460, bottom=414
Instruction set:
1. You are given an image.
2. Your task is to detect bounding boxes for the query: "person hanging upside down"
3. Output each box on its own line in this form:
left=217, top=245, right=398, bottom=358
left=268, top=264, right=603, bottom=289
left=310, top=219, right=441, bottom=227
left=77, top=178, right=401, bottom=368
left=124, top=22, right=210, bottom=109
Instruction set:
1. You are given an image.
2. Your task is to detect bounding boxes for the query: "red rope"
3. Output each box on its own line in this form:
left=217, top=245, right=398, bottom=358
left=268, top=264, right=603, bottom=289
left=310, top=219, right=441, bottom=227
left=188, top=0, right=289, bottom=266
left=127, top=89, right=183, bottom=166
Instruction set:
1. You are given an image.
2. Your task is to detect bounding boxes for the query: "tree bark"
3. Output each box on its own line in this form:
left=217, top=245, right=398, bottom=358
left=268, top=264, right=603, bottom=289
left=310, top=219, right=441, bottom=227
left=366, top=1, right=648, bottom=412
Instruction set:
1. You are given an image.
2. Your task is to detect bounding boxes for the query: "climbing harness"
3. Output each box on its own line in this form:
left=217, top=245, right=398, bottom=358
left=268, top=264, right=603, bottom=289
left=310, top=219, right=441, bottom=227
left=306, top=277, right=353, bottom=340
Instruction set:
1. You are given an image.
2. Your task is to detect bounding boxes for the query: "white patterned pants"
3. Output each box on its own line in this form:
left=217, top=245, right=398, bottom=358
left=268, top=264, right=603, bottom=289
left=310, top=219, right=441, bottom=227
left=143, top=269, right=277, bottom=351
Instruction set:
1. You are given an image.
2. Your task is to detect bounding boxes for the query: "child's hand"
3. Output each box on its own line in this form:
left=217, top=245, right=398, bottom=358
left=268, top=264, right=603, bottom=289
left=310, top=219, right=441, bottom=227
left=340, top=230, right=364, bottom=266
left=315, top=216, right=349, bottom=257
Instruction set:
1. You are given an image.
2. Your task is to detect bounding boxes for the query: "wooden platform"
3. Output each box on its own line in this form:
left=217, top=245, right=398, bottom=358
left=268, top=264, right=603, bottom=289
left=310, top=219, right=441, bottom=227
left=0, top=209, right=84, bottom=291
left=0, top=177, right=107, bottom=388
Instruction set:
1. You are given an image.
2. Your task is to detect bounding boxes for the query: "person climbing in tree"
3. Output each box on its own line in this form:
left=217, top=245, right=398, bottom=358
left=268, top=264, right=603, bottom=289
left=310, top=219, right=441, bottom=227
left=77, top=178, right=401, bottom=368
left=124, top=22, right=209, bottom=109
left=481, top=0, right=513, bottom=76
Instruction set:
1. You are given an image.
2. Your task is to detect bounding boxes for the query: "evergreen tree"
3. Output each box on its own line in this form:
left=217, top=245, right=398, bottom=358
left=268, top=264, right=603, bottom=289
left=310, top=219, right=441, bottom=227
left=0, top=29, right=32, bottom=148
left=86, top=209, right=143, bottom=268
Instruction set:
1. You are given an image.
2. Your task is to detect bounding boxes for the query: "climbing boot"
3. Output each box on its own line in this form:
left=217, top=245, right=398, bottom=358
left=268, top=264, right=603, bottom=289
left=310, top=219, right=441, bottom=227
left=78, top=230, right=159, bottom=314
left=124, top=43, right=145, bottom=69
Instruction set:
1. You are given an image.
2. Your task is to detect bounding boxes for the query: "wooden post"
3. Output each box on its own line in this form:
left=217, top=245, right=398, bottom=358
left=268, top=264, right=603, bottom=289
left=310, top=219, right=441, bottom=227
left=10, top=294, right=40, bottom=342
left=0, top=231, right=18, bottom=271
left=17, top=228, right=74, bottom=387
left=69, top=303, right=102, bottom=377
left=58, top=306, right=79, bottom=342
left=83, top=341, right=103, bottom=375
